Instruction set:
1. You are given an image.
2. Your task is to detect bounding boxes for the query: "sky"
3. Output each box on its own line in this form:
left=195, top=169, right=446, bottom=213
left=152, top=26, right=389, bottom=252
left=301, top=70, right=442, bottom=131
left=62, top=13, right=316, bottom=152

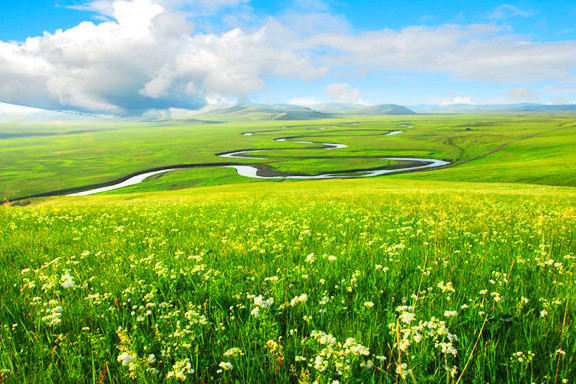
left=1, top=0, right=576, bottom=116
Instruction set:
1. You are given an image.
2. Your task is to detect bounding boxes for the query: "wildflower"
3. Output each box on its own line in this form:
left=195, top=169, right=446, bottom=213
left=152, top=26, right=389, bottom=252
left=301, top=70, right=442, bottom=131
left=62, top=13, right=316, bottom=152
left=223, top=348, right=244, bottom=357
left=313, top=356, right=328, bottom=372
left=511, top=351, right=534, bottom=364
left=42, top=306, right=63, bottom=326
left=540, top=310, right=548, bottom=318
left=360, top=360, right=373, bottom=369
left=167, top=359, right=194, bottom=380
left=147, top=354, right=155, bottom=363
left=396, top=363, right=412, bottom=379
left=218, top=362, right=233, bottom=371
left=266, top=340, right=279, bottom=351
left=399, top=312, right=415, bottom=324
left=60, top=271, right=76, bottom=289
left=445, top=365, right=458, bottom=378
left=364, top=301, right=374, bottom=308
left=444, top=311, right=457, bottom=317
left=437, top=281, right=455, bottom=293
left=290, top=294, right=308, bottom=306
left=305, top=253, right=316, bottom=263
left=117, top=352, right=134, bottom=366
left=438, top=342, right=458, bottom=356
left=253, top=295, right=274, bottom=308
left=491, top=292, right=502, bottom=303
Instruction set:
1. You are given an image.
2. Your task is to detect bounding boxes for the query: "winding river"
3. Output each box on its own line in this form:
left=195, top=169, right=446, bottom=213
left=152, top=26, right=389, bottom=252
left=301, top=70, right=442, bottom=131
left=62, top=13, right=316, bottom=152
left=67, top=127, right=450, bottom=196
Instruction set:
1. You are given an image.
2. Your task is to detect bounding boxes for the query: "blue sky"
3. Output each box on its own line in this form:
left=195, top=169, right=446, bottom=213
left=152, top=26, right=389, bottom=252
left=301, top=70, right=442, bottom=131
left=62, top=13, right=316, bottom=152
left=3, top=1, right=576, bottom=42
left=1, top=0, right=576, bottom=114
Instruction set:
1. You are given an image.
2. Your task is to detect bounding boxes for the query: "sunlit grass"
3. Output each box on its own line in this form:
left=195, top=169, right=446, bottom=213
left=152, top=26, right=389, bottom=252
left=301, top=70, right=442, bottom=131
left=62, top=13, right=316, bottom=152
left=1, top=179, right=574, bottom=383
left=3, top=114, right=576, bottom=201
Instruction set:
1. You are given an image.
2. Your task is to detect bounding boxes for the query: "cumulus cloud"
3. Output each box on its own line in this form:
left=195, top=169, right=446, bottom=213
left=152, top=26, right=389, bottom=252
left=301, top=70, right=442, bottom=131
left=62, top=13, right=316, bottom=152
left=325, top=83, right=364, bottom=104
left=0, top=0, right=325, bottom=114
left=2, top=0, right=576, bottom=114
left=70, top=0, right=248, bottom=15
left=439, top=96, right=476, bottom=105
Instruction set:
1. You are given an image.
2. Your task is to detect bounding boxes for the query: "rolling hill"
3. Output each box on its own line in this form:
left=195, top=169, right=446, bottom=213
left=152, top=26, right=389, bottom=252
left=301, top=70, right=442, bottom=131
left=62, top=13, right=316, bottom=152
left=197, top=103, right=334, bottom=120
left=355, top=104, right=417, bottom=115
left=411, top=103, right=576, bottom=114
left=309, top=103, right=368, bottom=113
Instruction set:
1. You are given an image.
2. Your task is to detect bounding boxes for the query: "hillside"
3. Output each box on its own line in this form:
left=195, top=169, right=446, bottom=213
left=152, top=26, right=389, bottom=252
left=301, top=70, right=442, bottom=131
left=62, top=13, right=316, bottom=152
left=355, top=104, right=417, bottom=115
left=411, top=103, right=576, bottom=114
left=309, top=102, right=368, bottom=113
left=198, top=103, right=334, bottom=120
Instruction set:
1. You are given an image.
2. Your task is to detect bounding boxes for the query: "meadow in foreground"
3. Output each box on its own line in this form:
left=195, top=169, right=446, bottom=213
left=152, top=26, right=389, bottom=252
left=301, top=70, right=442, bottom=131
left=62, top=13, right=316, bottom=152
left=1, top=179, right=574, bottom=383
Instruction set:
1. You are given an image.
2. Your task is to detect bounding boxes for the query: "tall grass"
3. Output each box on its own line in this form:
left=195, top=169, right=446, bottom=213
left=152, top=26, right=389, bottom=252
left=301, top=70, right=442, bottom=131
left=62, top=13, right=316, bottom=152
left=1, top=181, right=574, bottom=383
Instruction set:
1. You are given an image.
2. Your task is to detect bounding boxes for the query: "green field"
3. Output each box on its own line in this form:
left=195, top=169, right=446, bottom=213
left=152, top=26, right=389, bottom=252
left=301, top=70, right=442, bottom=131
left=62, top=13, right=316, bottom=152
left=1, top=115, right=576, bottom=383
left=2, top=114, right=576, bottom=201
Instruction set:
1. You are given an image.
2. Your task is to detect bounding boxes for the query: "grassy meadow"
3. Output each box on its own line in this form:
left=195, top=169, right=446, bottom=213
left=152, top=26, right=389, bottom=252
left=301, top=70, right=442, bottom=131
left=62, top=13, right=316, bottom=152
left=2, top=114, right=576, bottom=201
left=1, top=180, right=575, bottom=383
left=1, top=114, right=576, bottom=383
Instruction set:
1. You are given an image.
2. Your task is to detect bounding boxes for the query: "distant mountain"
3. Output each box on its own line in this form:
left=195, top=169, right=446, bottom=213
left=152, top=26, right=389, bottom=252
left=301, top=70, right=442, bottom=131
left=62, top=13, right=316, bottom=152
left=411, top=103, right=576, bottom=114
left=198, top=103, right=334, bottom=120
left=309, top=103, right=368, bottom=113
left=355, top=104, right=417, bottom=115
left=509, top=104, right=576, bottom=112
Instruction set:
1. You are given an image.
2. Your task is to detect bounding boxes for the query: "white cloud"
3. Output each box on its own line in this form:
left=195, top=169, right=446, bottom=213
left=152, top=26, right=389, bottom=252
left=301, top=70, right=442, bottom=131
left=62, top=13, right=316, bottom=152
left=0, top=0, right=326, bottom=114
left=0, top=102, right=45, bottom=115
left=490, top=4, right=535, bottom=20
left=439, top=96, right=476, bottom=105
left=71, top=0, right=248, bottom=15
left=3, top=1, right=576, bottom=114
left=325, top=83, right=364, bottom=104
left=505, top=86, right=538, bottom=102
left=309, top=25, right=576, bottom=83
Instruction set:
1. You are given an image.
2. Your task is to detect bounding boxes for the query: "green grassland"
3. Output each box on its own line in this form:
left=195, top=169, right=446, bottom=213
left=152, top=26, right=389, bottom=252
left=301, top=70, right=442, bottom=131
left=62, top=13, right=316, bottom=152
left=2, top=114, right=576, bottom=201
left=1, top=179, right=575, bottom=383
left=1, top=114, right=576, bottom=383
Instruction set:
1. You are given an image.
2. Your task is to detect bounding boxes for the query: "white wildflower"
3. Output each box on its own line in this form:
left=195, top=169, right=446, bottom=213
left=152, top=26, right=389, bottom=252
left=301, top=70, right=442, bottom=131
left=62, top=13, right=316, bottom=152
left=223, top=348, right=244, bottom=357
left=117, top=352, right=134, bottom=366
left=219, top=362, right=233, bottom=371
